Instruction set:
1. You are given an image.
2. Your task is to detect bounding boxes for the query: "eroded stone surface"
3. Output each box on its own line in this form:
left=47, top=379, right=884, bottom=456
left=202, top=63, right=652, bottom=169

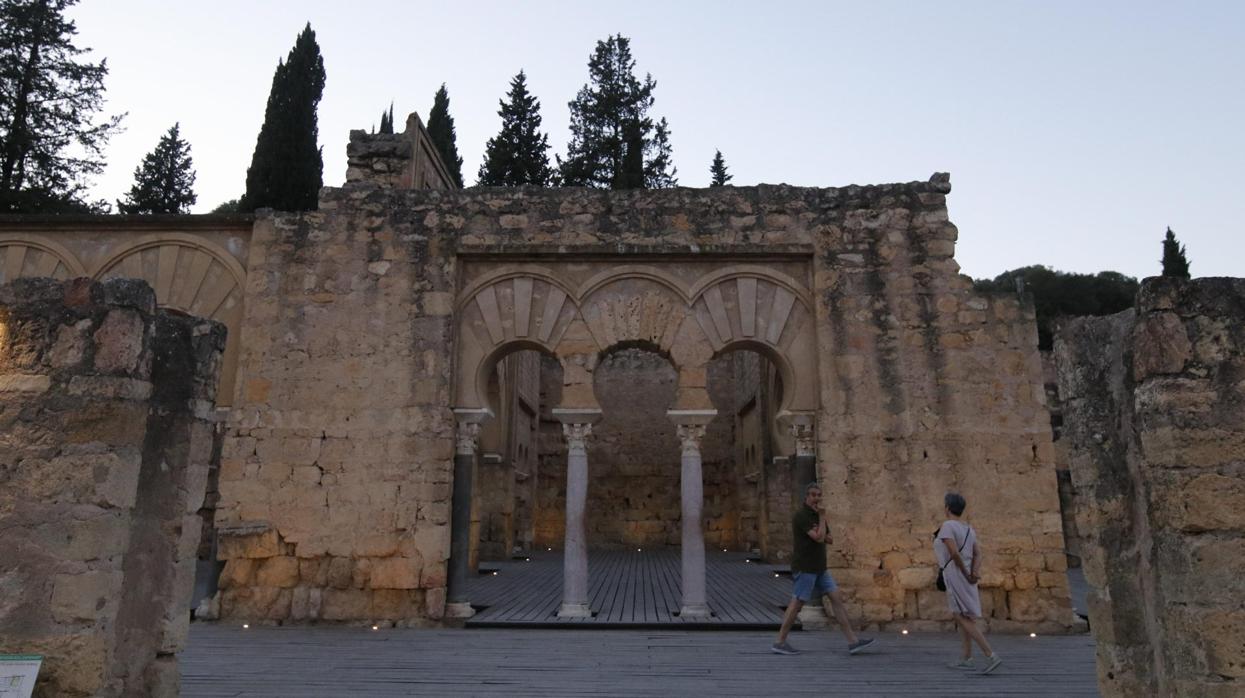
left=0, top=278, right=225, bottom=697
left=1057, top=277, right=1245, bottom=697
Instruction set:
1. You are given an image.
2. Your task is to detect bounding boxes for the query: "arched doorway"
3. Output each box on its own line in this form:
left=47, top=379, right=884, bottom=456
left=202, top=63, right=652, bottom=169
left=449, top=262, right=819, bottom=622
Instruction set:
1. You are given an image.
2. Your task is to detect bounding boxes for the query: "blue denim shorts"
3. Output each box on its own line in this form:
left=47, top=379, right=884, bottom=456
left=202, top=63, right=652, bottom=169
left=791, top=570, right=838, bottom=601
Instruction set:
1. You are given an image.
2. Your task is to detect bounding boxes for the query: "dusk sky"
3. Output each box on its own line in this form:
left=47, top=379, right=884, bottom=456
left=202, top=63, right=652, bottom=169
left=67, top=1, right=1243, bottom=280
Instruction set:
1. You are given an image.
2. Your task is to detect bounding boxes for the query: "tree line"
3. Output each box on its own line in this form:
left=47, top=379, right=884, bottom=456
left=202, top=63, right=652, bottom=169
left=0, top=0, right=1200, bottom=330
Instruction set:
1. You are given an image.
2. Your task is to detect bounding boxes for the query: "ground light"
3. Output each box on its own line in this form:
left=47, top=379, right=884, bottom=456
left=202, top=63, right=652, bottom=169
left=371, top=625, right=379, bottom=631
left=1030, top=632, right=1037, bottom=638
left=901, top=629, right=909, bottom=635
left=492, top=571, right=498, bottom=576
left=242, top=624, right=249, bottom=629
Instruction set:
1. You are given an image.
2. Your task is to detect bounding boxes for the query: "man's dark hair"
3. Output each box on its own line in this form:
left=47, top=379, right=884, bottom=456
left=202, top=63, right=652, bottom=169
left=804, top=482, right=822, bottom=497
left=945, top=492, right=967, bottom=516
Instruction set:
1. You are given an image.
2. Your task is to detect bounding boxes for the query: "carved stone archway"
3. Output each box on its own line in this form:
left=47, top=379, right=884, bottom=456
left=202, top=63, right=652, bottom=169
left=449, top=259, right=819, bottom=618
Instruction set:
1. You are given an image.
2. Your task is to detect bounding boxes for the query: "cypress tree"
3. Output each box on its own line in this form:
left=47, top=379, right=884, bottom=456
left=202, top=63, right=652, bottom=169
left=558, top=34, right=677, bottom=189
left=378, top=103, right=394, bottom=134
left=239, top=23, right=325, bottom=212
left=427, top=84, right=464, bottom=187
left=709, top=150, right=732, bottom=187
left=1161, top=227, right=1191, bottom=279
left=0, top=0, right=124, bottom=212
left=117, top=123, right=196, bottom=214
left=478, top=71, right=553, bottom=186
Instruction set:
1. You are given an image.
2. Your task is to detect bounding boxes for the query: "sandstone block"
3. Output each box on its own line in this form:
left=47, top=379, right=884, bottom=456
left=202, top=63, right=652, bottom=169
left=369, top=556, right=423, bottom=589
left=1132, top=312, right=1192, bottom=381
left=217, top=526, right=280, bottom=559
left=218, top=559, right=257, bottom=588
left=321, top=588, right=370, bottom=620
left=256, top=556, right=300, bottom=588
left=93, top=309, right=146, bottom=374
left=896, top=567, right=936, bottom=589
left=51, top=570, right=121, bottom=622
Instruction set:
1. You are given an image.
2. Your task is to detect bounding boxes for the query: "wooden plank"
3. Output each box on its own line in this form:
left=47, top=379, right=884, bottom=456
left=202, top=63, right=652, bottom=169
left=184, top=623, right=1099, bottom=697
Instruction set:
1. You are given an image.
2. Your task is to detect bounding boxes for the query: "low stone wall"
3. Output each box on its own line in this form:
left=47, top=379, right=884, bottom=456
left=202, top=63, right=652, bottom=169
left=1056, top=277, right=1245, bottom=697
left=0, top=278, right=224, bottom=697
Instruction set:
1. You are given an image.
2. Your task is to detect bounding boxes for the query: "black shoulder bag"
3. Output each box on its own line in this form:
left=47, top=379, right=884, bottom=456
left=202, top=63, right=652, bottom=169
left=935, top=526, right=971, bottom=592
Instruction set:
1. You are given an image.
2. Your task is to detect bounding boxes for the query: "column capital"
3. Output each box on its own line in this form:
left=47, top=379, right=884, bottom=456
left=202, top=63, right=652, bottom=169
left=676, top=423, right=708, bottom=456
left=790, top=423, right=815, bottom=458
left=452, top=407, right=491, bottom=456
left=561, top=422, right=594, bottom=452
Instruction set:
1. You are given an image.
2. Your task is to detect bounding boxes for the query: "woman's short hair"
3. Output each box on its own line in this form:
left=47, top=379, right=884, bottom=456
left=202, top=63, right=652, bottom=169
left=944, top=492, right=967, bottom=516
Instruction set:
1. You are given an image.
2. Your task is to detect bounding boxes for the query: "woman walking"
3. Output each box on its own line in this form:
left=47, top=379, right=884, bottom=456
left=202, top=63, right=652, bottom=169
left=936, top=492, right=1002, bottom=675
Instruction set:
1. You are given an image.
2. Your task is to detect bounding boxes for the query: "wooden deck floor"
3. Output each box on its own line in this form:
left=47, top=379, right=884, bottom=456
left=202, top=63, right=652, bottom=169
left=182, top=624, right=1100, bottom=697
left=465, top=550, right=792, bottom=627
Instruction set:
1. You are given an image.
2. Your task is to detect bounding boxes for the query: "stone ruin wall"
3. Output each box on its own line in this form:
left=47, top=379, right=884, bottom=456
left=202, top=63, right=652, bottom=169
left=0, top=278, right=224, bottom=697
left=1056, top=277, right=1245, bottom=697
left=214, top=174, right=1071, bottom=630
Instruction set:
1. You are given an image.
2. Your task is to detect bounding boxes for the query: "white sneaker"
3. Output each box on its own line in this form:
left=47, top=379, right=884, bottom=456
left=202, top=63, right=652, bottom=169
left=946, top=659, right=975, bottom=670
left=980, top=654, right=1003, bottom=675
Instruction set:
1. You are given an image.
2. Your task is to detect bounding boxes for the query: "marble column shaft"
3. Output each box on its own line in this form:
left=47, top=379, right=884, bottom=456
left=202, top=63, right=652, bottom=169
left=678, top=423, right=710, bottom=617
left=558, top=422, right=593, bottom=618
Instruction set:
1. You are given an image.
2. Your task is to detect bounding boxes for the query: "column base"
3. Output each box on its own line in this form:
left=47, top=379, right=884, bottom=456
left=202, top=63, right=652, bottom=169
left=797, top=602, right=829, bottom=629
left=557, top=603, right=593, bottom=618
left=678, top=604, right=712, bottom=619
left=445, top=601, right=476, bottom=619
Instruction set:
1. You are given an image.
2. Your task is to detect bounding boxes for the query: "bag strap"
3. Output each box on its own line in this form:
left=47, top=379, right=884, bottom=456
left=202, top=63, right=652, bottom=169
left=938, top=525, right=972, bottom=572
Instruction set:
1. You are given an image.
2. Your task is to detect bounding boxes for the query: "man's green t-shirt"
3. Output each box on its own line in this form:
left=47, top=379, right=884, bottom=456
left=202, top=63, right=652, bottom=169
left=790, top=505, right=826, bottom=573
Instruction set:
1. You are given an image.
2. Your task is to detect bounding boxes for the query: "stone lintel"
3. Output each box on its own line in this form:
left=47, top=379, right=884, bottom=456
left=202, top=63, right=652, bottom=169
left=666, top=409, right=717, bottom=426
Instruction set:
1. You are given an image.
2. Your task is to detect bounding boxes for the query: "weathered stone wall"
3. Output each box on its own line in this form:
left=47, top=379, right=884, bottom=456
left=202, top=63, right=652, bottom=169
left=0, top=278, right=224, bottom=697
left=1056, top=277, right=1245, bottom=696
left=219, top=176, right=1068, bottom=628
left=214, top=199, right=458, bottom=624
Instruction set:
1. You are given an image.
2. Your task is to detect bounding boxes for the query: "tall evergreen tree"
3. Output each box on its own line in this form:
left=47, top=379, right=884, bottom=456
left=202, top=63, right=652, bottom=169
left=427, top=84, right=463, bottom=187
left=0, top=0, right=124, bottom=213
left=558, top=34, right=677, bottom=189
left=477, top=71, right=553, bottom=186
left=239, top=23, right=325, bottom=212
left=117, top=123, right=196, bottom=214
left=709, top=149, right=731, bottom=187
left=1161, top=227, right=1191, bottom=279
left=378, top=103, right=394, bottom=134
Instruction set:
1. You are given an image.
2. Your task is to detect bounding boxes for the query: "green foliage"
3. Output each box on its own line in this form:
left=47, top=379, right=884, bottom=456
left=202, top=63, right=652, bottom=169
left=1161, top=227, right=1191, bottom=279
left=239, top=23, right=325, bottom=212
left=558, top=34, right=677, bottom=189
left=378, top=103, right=394, bottom=135
left=974, top=266, right=1139, bottom=350
left=116, top=123, right=196, bottom=214
left=210, top=198, right=240, bottom=214
left=478, top=71, right=552, bottom=186
left=709, top=149, right=731, bottom=187
left=0, top=0, right=124, bottom=213
left=427, top=84, right=463, bottom=187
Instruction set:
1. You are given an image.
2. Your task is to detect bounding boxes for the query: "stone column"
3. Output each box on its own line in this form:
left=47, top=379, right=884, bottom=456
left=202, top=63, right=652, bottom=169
left=552, top=408, right=602, bottom=618
left=447, top=408, right=490, bottom=618
left=788, top=416, right=827, bottom=627
left=668, top=409, right=717, bottom=619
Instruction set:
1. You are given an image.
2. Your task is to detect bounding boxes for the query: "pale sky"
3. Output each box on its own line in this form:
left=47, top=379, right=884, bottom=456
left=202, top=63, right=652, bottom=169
left=67, top=1, right=1243, bottom=280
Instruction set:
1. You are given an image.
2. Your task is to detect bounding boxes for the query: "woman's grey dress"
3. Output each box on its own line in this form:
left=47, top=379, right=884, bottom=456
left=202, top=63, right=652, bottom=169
left=935, top=519, right=982, bottom=618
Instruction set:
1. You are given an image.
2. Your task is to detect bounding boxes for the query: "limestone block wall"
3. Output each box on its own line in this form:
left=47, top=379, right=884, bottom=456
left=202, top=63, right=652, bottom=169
left=0, top=278, right=224, bottom=697
left=214, top=197, right=459, bottom=624
left=1056, top=277, right=1245, bottom=697
left=219, top=177, right=1069, bottom=628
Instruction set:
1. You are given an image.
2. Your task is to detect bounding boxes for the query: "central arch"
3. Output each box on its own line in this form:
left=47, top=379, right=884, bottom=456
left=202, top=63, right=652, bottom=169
left=449, top=259, right=820, bottom=621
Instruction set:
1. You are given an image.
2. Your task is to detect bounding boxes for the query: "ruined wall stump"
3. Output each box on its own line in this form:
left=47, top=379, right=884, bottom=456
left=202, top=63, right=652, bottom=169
left=1056, top=276, right=1245, bottom=697
left=0, top=277, right=226, bottom=697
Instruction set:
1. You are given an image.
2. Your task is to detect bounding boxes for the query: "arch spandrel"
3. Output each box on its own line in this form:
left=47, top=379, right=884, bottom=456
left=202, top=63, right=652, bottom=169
left=453, top=262, right=820, bottom=417
left=0, top=235, right=87, bottom=282
left=454, top=272, right=582, bottom=411
left=93, top=233, right=247, bottom=407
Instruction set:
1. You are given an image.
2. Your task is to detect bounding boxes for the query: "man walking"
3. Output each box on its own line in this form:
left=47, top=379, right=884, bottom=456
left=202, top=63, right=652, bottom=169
left=771, top=482, right=875, bottom=655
